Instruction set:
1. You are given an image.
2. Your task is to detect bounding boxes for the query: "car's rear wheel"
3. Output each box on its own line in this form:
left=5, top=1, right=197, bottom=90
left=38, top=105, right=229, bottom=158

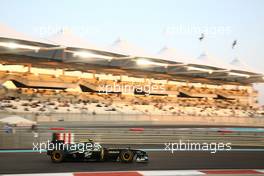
left=119, top=150, right=134, bottom=162
left=51, top=150, right=64, bottom=163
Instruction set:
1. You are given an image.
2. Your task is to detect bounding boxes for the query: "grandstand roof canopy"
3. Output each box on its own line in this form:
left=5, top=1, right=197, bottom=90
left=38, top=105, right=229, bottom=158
left=0, top=23, right=263, bottom=84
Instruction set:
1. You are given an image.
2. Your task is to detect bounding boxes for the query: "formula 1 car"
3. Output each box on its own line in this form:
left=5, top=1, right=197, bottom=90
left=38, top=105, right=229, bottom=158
left=46, top=140, right=148, bottom=163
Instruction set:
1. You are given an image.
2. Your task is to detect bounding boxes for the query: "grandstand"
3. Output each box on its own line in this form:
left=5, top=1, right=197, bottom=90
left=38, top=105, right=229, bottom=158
left=0, top=24, right=263, bottom=120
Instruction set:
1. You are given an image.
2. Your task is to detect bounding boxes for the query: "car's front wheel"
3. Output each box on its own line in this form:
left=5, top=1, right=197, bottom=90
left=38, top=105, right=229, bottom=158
left=51, top=150, right=64, bottom=163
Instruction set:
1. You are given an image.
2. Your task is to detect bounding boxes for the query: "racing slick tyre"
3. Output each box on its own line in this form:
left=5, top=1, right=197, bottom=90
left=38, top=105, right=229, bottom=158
left=119, top=150, right=134, bottom=163
left=51, top=150, right=64, bottom=163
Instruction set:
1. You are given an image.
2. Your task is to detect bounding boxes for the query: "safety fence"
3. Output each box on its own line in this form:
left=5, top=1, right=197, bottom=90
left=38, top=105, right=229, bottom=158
left=0, top=127, right=264, bottom=148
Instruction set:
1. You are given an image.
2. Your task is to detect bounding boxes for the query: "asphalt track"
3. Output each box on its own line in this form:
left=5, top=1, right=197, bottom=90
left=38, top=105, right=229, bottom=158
left=0, top=150, right=264, bottom=174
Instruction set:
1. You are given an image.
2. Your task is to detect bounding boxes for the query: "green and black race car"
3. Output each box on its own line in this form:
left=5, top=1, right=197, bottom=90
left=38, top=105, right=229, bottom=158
left=46, top=139, right=148, bottom=163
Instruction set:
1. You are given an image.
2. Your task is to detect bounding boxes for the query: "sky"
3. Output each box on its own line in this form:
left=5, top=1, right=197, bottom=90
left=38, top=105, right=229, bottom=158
left=0, top=0, right=264, bottom=104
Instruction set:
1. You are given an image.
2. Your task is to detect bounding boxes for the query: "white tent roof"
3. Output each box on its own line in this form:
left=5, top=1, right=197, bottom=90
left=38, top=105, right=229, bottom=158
left=230, top=58, right=250, bottom=70
left=0, top=23, right=51, bottom=44
left=46, top=28, right=106, bottom=51
left=108, top=38, right=157, bottom=58
left=197, top=52, right=231, bottom=69
left=230, top=58, right=262, bottom=74
left=156, top=46, right=198, bottom=64
left=0, top=23, right=36, bottom=41
left=0, top=115, right=36, bottom=127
